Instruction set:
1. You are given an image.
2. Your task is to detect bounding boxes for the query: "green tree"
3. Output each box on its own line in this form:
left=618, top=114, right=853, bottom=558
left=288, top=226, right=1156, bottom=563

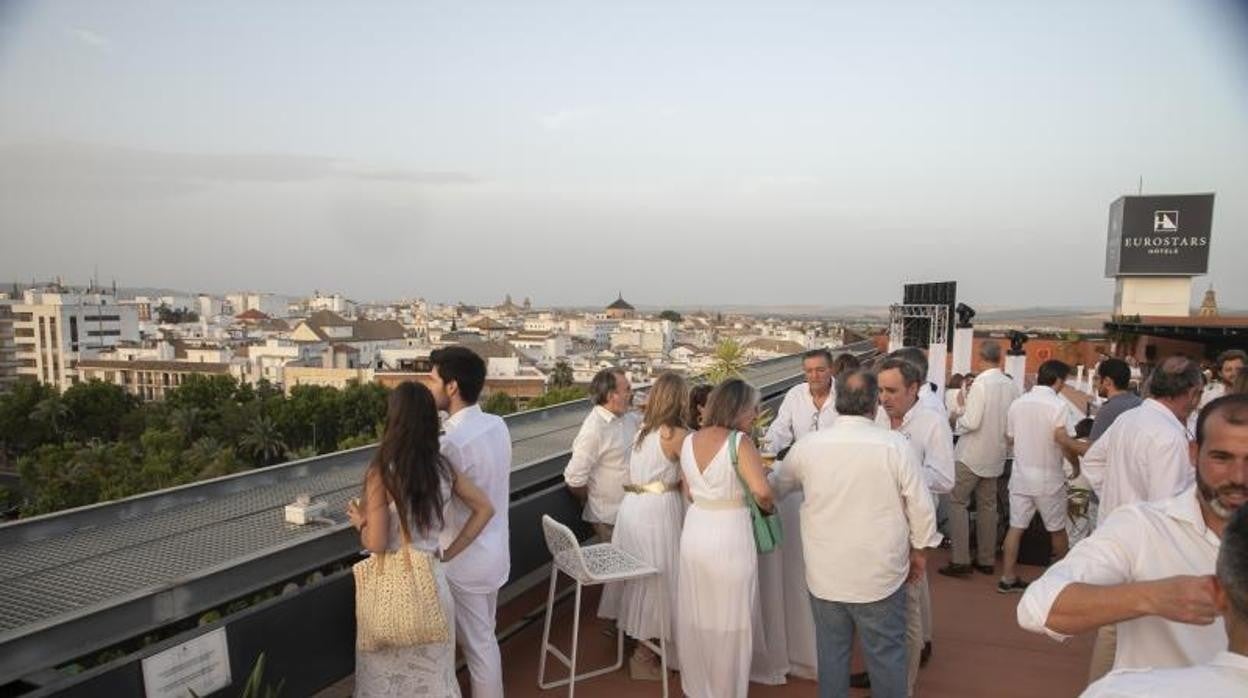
left=17, top=442, right=92, bottom=515
left=482, top=391, right=517, bottom=416
left=240, top=415, right=287, bottom=466
left=167, top=374, right=239, bottom=412
left=31, top=396, right=71, bottom=441
left=527, top=386, right=588, bottom=409
left=61, top=380, right=137, bottom=443
left=658, top=310, right=682, bottom=322
left=183, top=436, right=242, bottom=479
left=168, top=406, right=204, bottom=442
left=0, top=380, right=57, bottom=455
left=549, top=361, right=574, bottom=389
left=337, top=382, right=388, bottom=446
left=706, top=338, right=747, bottom=383
left=279, top=385, right=340, bottom=454
left=338, top=427, right=381, bottom=451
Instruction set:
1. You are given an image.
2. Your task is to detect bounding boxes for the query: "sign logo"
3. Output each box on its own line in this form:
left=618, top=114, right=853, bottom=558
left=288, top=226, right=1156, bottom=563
left=1153, top=210, right=1179, bottom=232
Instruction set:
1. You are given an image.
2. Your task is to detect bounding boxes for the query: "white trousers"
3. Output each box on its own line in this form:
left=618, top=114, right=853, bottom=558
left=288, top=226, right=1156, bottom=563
left=450, top=583, right=503, bottom=698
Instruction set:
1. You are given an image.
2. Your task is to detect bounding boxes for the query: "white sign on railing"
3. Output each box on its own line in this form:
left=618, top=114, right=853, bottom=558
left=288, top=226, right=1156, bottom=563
left=141, top=627, right=231, bottom=698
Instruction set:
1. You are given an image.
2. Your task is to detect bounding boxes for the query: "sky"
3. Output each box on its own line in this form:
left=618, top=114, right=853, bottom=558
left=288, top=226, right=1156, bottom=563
left=1, top=0, right=1246, bottom=310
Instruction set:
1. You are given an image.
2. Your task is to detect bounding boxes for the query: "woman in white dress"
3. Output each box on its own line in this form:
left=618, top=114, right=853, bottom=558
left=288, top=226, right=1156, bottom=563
left=676, top=378, right=775, bottom=698
left=347, top=381, right=495, bottom=698
left=601, top=371, right=691, bottom=679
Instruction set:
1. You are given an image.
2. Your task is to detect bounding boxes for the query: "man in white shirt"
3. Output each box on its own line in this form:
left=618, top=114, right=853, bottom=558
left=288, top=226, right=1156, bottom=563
left=1000, top=360, right=1077, bottom=594
left=1075, top=359, right=1204, bottom=683
left=941, top=340, right=1021, bottom=578
left=765, top=348, right=837, bottom=455
left=1082, top=356, right=1204, bottom=526
left=776, top=369, right=941, bottom=698
left=429, top=346, right=513, bottom=698
left=1203, top=350, right=1246, bottom=409
left=1081, top=500, right=1248, bottom=697
left=563, top=367, right=638, bottom=542
left=763, top=348, right=838, bottom=680
left=889, top=346, right=947, bottom=415
left=1017, top=394, right=1248, bottom=681
left=878, top=357, right=956, bottom=695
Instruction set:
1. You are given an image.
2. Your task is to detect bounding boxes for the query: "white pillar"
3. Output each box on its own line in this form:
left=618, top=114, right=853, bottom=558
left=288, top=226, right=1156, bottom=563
left=951, top=327, right=974, bottom=375
left=927, top=342, right=948, bottom=394
left=1005, top=353, right=1027, bottom=393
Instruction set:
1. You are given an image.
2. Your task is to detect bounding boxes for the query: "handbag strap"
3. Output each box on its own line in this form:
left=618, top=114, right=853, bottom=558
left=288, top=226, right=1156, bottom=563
left=727, top=431, right=763, bottom=515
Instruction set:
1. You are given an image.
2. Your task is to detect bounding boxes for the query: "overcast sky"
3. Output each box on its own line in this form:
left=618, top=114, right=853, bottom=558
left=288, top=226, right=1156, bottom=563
left=1, top=1, right=1246, bottom=309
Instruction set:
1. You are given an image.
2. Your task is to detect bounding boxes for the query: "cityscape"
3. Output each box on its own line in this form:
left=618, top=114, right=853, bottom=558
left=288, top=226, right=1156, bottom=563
left=2, top=1, right=1247, bottom=697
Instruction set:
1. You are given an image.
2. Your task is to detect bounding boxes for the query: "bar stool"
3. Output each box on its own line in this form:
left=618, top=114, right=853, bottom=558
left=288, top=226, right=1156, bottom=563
left=537, top=515, right=669, bottom=697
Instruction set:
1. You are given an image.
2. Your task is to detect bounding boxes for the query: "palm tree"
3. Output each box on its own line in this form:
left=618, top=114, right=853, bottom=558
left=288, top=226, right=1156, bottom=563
left=706, top=338, right=747, bottom=384
left=240, top=415, right=287, bottom=466
left=32, top=397, right=71, bottom=440
left=169, top=406, right=203, bottom=442
left=550, top=361, right=574, bottom=389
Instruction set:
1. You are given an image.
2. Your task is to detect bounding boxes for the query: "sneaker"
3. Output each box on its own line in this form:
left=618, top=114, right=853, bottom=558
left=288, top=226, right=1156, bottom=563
left=920, top=641, right=933, bottom=667
left=996, top=578, right=1030, bottom=594
left=973, top=563, right=996, bottom=575
left=849, top=672, right=871, bottom=688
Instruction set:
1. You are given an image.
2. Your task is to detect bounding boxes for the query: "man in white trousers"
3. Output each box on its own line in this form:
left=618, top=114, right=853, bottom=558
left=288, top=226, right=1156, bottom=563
left=431, top=346, right=513, bottom=698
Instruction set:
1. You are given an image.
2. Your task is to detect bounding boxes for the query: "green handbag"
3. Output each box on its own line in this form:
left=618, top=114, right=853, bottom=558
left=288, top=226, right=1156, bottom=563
left=729, top=430, right=783, bottom=554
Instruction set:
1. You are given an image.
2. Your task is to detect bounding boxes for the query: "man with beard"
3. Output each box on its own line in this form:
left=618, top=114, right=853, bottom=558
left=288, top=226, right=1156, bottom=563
left=1017, top=394, right=1248, bottom=677
left=1081, top=503, right=1248, bottom=696
left=429, top=346, right=513, bottom=698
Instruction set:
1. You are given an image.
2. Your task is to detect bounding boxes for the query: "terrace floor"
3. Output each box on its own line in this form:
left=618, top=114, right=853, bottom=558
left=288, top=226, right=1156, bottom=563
left=319, top=547, right=1094, bottom=697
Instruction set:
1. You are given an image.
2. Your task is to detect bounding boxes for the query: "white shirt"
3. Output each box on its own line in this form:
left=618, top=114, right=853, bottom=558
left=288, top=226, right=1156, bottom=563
left=1190, top=382, right=1228, bottom=434
left=918, top=382, right=946, bottom=415
left=1200, top=381, right=1227, bottom=409
left=945, top=388, right=964, bottom=425
left=764, top=380, right=838, bottom=453
left=438, top=404, right=513, bottom=593
left=775, top=415, right=941, bottom=603
left=1007, top=385, right=1076, bottom=496
left=889, top=401, right=957, bottom=495
left=1081, top=399, right=1194, bottom=524
left=1080, top=651, right=1248, bottom=698
left=1017, top=486, right=1224, bottom=672
left=954, top=368, right=1021, bottom=477
left=563, top=405, right=639, bottom=524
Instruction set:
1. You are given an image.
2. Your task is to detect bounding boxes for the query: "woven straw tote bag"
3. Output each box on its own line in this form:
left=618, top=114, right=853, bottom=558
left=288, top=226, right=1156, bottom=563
left=354, top=522, right=450, bottom=650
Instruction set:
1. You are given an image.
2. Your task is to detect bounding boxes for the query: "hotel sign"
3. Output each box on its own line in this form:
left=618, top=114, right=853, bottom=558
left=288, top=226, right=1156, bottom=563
left=1105, top=193, right=1215, bottom=276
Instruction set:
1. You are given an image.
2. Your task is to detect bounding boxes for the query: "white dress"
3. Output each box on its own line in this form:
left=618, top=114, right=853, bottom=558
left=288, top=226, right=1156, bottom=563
left=778, top=486, right=818, bottom=679
left=354, top=487, right=460, bottom=698
left=600, top=429, right=685, bottom=663
left=677, top=434, right=758, bottom=698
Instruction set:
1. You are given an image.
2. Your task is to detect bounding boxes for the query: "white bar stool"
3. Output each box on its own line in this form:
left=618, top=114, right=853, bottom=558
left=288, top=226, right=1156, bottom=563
left=537, top=515, right=669, bottom=697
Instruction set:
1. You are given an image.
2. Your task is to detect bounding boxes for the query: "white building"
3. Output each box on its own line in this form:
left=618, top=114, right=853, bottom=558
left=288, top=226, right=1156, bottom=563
left=0, top=295, right=17, bottom=391
left=509, top=331, right=570, bottom=365
left=196, top=294, right=224, bottom=319
left=308, top=291, right=356, bottom=317
left=13, top=289, right=140, bottom=391
left=226, top=292, right=287, bottom=319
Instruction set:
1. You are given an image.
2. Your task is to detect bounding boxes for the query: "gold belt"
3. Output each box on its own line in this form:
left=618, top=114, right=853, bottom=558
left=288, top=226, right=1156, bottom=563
left=623, top=480, right=679, bottom=495
left=693, top=497, right=745, bottom=510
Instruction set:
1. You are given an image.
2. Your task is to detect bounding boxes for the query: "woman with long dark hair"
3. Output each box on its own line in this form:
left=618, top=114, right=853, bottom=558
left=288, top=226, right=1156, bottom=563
left=348, top=381, right=494, bottom=697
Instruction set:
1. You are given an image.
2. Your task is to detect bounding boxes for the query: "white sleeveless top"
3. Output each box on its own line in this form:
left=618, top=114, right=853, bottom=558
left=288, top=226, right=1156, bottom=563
left=679, top=433, right=747, bottom=507
left=628, top=429, right=681, bottom=486
left=383, top=476, right=453, bottom=553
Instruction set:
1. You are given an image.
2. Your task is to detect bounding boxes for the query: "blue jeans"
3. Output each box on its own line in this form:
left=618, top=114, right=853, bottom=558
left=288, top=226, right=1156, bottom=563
left=809, top=585, right=908, bottom=698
